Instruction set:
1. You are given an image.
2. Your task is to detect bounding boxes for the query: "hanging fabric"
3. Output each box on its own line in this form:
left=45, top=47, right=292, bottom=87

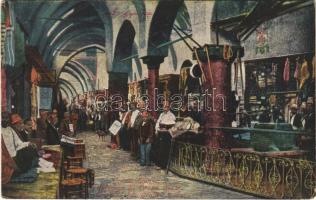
left=283, top=57, right=290, bottom=82
left=3, top=1, right=15, bottom=67
left=179, top=67, right=190, bottom=95
left=312, top=55, right=315, bottom=79
left=271, top=63, right=277, bottom=85
left=1, top=68, right=7, bottom=112
left=230, top=62, right=237, bottom=91
left=294, top=57, right=301, bottom=80
left=299, top=59, right=310, bottom=89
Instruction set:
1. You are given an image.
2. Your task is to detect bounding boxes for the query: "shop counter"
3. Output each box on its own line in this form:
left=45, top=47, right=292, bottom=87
left=2, top=145, right=62, bottom=199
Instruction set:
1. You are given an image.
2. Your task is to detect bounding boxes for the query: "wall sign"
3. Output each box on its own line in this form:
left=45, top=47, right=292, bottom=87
left=37, top=86, right=53, bottom=110
left=255, top=25, right=269, bottom=54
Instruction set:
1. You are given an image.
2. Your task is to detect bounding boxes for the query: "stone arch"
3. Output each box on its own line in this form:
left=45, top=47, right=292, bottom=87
left=65, top=63, right=93, bottom=91
left=68, top=60, right=95, bottom=82
left=45, top=27, right=105, bottom=66
left=131, top=0, right=146, bottom=48
left=147, top=0, right=184, bottom=56
left=59, top=86, right=70, bottom=100
left=112, top=20, right=136, bottom=73
left=56, top=45, right=105, bottom=76
left=61, top=65, right=88, bottom=92
left=59, top=72, right=84, bottom=95
left=58, top=78, right=78, bottom=96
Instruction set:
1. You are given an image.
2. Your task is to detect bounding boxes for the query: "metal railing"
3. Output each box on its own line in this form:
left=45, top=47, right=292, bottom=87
left=168, top=141, right=316, bottom=199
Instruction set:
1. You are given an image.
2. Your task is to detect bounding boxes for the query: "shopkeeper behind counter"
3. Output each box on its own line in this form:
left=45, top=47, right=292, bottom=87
left=290, top=104, right=302, bottom=130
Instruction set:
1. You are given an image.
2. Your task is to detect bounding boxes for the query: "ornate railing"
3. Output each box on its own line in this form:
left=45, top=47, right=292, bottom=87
left=168, top=141, right=316, bottom=199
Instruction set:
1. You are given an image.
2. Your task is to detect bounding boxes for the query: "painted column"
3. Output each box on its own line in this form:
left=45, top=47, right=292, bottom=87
left=142, top=56, right=164, bottom=119
left=193, top=45, right=243, bottom=148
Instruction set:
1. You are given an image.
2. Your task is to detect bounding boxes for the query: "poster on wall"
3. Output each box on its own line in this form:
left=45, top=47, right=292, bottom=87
left=37, top=86, right=53, bottom=111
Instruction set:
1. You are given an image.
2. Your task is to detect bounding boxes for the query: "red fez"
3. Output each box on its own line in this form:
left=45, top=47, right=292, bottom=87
left=11, top=114, right=22, bottom=125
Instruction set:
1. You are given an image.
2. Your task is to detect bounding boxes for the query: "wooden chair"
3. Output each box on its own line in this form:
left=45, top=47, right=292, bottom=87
left=66, top=156, right=83, bottom=169
left=64, top=156, right=94, bottom=188
left=74, top=144, right=86, bottom=159
left=61, top=178, right=88, bottom=198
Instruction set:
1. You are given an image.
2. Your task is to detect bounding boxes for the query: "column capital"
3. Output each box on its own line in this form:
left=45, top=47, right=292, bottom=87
left=141, top=55, right=165, bottom=69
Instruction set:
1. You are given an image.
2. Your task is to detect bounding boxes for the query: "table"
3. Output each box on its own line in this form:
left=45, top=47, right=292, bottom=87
left=2, top=145, right=62, bottom=199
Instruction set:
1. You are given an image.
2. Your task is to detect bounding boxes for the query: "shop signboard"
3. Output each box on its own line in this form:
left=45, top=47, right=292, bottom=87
left=37, top=86, right=53, bottom=111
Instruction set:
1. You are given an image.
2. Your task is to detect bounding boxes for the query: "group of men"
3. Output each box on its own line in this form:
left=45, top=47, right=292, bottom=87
left=1, top=108, right=80, bottom=184
left=289, top=101, right=315, bottom=131
left=115, top=101, right=176, bottom=167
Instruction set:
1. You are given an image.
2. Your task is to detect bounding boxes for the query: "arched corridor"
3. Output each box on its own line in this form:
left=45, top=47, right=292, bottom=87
left=1, top=0, right=315, bottom=199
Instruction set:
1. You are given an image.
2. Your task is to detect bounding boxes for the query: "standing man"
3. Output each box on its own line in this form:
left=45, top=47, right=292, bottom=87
left=119, top=103, right=131, bottom=151
left=154, top=102, right=176, bottom=168
left=139, top=111, right=155, bottom=166
left=128, top=102, right=141, bottom=157
left=37, top=110, right=49, bottom=143
left=155, top=102, right=176, bottom=133
left=46, top=109, right=61, bottom=145
left=59, top=112, right=75, bottom=137
left=303, top=98, right=315, bottom=132
left=290, top=104, right=302, bottom=130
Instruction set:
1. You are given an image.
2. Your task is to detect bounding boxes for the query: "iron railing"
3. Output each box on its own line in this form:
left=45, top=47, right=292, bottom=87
left=168, top=141, right=316, bottom=199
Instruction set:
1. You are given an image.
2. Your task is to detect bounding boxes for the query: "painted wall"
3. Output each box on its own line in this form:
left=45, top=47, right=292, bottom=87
left=242, top=6, right=315, bottom=61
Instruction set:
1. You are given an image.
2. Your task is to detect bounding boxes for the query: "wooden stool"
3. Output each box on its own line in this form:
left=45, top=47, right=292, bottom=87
left=65, top=156, right=94, bottom=188
left=74, top=144, right=86, bottom=159
left=61, top=178, right=88, bottom=198
left=66, top=156, right=83, bottom=168
left=66, top=168, right=89, bottom=180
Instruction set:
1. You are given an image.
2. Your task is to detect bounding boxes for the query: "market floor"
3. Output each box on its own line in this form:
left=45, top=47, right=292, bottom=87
left=77, top=131, right=255, bottom=199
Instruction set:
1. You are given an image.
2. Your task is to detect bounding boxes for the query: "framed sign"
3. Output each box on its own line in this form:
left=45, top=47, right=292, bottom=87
left=37, top=86, right=53, bottom=111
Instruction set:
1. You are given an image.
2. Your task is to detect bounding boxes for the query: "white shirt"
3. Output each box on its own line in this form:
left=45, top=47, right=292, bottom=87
left=290, top=114, right=297, bottom=130
left=130, top=110, right=140, bottom=128
left=155, top=111, right=176, bottom=131
left=2, top=127, right=29, bottom=157
left=121, top=112, right=130, bottom=125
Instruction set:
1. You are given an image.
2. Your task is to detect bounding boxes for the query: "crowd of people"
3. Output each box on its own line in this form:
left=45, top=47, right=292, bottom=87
left=2, top=95, right=314, bottom=180
left=239, top=100, right=315, bottom=132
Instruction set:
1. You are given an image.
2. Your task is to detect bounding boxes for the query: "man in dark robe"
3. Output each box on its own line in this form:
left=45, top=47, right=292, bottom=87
left=46, top=109, right=61, bottom=145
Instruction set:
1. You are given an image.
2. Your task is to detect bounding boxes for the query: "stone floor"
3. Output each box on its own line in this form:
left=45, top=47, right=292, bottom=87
left=77, top=131, right=255, bottom=199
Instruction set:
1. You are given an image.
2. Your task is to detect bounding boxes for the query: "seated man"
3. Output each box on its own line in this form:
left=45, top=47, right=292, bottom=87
left=24, top=118, right=37, bottom=139
left=2, top=112, right=38, bottom=174
left=59, top=112, right=74, bottom=137
left=46, top=109, right=61, bottom=145
left=37, top=110, right=49, bottom=143
left=11, top=114, right=28, bottom=142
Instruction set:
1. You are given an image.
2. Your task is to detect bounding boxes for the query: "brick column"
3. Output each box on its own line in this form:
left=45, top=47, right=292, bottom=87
left=193, top=45, right=243, bottom=148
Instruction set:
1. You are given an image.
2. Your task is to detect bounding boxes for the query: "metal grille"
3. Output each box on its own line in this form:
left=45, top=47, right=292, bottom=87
left=169, top=141, right=316, bottom=199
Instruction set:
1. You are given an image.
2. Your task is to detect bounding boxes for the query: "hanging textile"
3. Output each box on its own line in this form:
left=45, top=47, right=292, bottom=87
left=312, top=55, right=315, bottom=79
left=294, top=57, right=301, bottom=80
left=31, top=84, right=38, bottom=118
left=271, top=63, right=277, bottom=85
left=299, top=59, right=310, bottom=89
left=3, top=2, right=15, bottom=67
left=179, top=67, right=190, bottom=95
left=283, top=57, right=290, bottom=82
left=1, top=68, right=7, bottom=111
